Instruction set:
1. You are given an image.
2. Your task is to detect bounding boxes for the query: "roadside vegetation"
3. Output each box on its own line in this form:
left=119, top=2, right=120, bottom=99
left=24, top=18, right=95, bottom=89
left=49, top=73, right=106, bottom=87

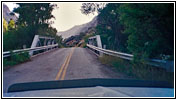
left=81, top=3, right=174, bottom=62
left=81, top=3, right=174, bottom=83
left=3, top=52, right=30, bottom=69
left=99, top=55, right=174, bottom=86
left=3, top=3, right=64, bottom=67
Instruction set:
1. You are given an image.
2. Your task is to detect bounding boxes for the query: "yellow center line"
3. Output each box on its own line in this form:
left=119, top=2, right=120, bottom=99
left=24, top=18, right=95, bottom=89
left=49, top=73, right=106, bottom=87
left=60, top=48, right=75, bottom=80
left=55, top=48, right=75, bottom=80
left=55, top=54, right=69, bottom=80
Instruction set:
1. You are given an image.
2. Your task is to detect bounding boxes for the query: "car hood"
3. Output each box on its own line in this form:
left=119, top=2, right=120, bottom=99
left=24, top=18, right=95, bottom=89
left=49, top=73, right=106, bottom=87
left=4, top=78, right=174, bottom=97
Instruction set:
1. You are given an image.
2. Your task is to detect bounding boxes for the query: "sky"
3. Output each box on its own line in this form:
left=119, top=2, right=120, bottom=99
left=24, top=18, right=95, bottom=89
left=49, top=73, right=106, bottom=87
left=4, top=2, right=97, bottom=32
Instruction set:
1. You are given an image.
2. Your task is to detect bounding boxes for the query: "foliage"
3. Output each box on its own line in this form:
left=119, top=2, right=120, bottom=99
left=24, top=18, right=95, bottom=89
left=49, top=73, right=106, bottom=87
left=3, top=18, right=8, bottom=32
left=96, top=4, right=129, bottom=52
left=3, top=25, right=64, bottom=51
left=4, top=3, right=64, bottom=51
left=13, top=3, right=58, bottom=39
left=99, top=55, right=174, bottom=85
left=81, top=3, right=105, bottom=15
left=81, top=3, right=174, bottom=61
left=8, top=19, right=15, bottom=30
left=3, top=52, right=30, bottom=67
left=13, top=3, right=56, bottom=27
left=118, top=3, right=174, bottom=60
left=11, top=52, right=30, bottom=63
left=55, top=35, right=64, bottom=48
left=3, top=26, right=35, bottom=51
left=3, top=59, right=17, bottom=67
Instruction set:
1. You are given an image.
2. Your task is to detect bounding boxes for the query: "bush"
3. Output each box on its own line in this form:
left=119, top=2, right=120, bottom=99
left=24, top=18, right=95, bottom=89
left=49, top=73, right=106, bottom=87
left=3, top=26, right=35, bottom=51
left=11, top=52, right=30, bottom=63
left=3, top=59, right=17, bottom=67
left=99, top=55, right=174, bottom=85
left=3, top=52, right=30, bottom=67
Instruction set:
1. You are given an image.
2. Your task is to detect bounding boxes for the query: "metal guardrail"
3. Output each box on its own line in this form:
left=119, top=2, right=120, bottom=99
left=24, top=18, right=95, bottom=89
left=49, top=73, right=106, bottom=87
left=87, top=44, right=174, bottom=72
left=3, top=44, right=58, bottom=58
left=87, top=44, right=133, bottom=60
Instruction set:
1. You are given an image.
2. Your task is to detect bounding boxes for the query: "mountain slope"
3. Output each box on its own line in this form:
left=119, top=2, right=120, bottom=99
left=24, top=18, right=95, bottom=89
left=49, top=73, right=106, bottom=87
left=3, top=4, right=17, bottom=22
left=57, top=16, right=97, bottom=39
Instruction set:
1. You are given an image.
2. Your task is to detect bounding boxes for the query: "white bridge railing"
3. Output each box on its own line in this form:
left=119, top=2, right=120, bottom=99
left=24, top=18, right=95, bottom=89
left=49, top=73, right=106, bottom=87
left=3, top=44, right=58, bottom=58
left=87, top=44, right=174, bottom=72
left=3, top=35, right=58, bottom=58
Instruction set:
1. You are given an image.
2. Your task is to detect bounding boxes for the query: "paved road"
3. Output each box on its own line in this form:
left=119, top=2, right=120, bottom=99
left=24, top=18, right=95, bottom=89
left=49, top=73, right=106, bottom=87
left=3, top=47, right=131, bottom=93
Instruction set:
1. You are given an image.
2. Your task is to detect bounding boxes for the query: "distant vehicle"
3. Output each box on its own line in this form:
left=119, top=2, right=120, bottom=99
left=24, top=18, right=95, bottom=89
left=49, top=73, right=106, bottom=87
left=4, top=78, right=174, bottom=97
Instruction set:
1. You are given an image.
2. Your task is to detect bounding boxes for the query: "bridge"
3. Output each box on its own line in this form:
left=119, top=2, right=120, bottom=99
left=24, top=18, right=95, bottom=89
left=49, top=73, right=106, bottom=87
left=3, top=35, right=174, bottom=93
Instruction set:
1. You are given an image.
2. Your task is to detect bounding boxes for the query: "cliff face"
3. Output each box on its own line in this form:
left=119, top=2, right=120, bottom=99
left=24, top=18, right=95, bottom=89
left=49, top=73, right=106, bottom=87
left=57, top=16, right=97, bottom=39
left=3, top=4, right=17, bottom=22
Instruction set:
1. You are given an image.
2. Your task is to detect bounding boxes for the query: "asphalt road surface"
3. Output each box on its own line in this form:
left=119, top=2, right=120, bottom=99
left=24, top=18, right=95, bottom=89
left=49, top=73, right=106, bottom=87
left=3, top=47, right=131, bottom=93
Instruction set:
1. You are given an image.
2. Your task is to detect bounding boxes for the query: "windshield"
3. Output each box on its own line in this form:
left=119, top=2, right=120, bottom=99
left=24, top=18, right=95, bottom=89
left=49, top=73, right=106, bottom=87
left=2, top=2, right=174, bottom=98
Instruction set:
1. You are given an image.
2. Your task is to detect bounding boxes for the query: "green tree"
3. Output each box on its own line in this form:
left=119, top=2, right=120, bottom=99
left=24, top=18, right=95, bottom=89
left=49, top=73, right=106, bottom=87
left=13, top=3, right=56, bottom=27
left=97, top=4, right=128, bottom=52
left=3, top=18, right=8, bottom=32
left=4, top=3, right=64, bottom=51
left=13, top=3, right=59, bottom=41
left=3, top=26, right=35, bottom=51
left=81, top=3, right=174, bottom=61
left=81, top=3, right=105, bottom=15
left=118, top=3, right=174, bottom=60
left=81, top=3, right=128, bottom=52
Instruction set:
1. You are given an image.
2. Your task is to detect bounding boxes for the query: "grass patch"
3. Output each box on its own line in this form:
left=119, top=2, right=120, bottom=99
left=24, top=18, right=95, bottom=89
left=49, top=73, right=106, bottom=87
left=3, top=52, right=30, bottom=69
left=99, top=55, right=174, bottom=86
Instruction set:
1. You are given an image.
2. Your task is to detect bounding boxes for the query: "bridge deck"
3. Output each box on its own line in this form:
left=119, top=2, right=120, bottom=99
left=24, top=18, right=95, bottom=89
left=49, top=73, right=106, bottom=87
left=3, top=47, right=131, bottom=93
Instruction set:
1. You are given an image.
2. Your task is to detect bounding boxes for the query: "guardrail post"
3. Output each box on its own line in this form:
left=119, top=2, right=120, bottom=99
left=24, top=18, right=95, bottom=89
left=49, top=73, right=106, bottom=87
left=52, top=40, right=55, bottom=49
left=96, top=35, right=102, bottom=48
left=88, top=35, right=103, bottom=57
left=44, top=39, right=47, bottom=46
left=47, top=39, right=51, bottom=50
left=29, top=35, right=39, bottom=56
left=96, top=35, right=103, bottom=57
left=103, top=45, right=106, bottom=49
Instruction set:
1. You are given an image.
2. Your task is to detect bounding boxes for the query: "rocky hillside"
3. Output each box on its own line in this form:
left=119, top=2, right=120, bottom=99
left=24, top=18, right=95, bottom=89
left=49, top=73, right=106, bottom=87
left=57, top=16, right=97, bottom=39
left=3, top=4, right=17, bottom=22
